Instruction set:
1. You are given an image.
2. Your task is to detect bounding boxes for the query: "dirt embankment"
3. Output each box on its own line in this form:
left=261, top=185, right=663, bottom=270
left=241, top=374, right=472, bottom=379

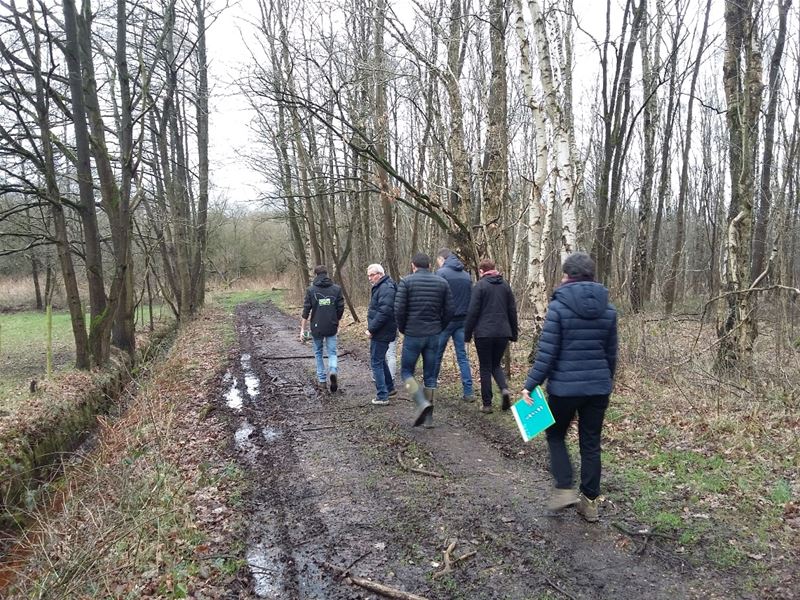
left=223, top=301, right=740, bottom=600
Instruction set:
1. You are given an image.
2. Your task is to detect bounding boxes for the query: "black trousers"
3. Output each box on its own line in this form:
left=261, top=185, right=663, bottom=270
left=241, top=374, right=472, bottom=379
left=545, top=394, right=610, bottom=499
left=473, top=337, right=509, bottom=405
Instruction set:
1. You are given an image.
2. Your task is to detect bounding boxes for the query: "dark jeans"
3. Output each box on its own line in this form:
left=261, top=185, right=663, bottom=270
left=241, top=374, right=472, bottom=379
left=370, top=339, right=395, bottom=400
left=545, top=394, right=610, bottom=499
left=474, top=337, right=509, bottom=405
left=434, top=318, right=473, bottom=396
left=400, top=334, right=440, bottom=388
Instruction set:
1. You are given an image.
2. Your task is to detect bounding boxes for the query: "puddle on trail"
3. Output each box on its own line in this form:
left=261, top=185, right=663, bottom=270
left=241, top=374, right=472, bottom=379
left=262, top=426, right=281, bottom=442
left=225, top=375, right=244, bottom=410
left=245, top=373, right=260, bottom=398
left=234, top=421, right=255, bottom=448
left=246, top=543, right=287, bottom=598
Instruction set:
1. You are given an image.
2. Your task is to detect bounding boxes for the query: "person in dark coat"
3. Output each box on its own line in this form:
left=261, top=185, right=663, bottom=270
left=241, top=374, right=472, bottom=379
left=395, top=252, right=454, bottom=427
left=433, top=248, right=474, bottom=402
left=300, top=265, right=345, bottom=392
left=366, top=263, right=398, bottom=405
left=464, top=258, right=518, bottom=413
left=520, top=252, right=618, bottom=522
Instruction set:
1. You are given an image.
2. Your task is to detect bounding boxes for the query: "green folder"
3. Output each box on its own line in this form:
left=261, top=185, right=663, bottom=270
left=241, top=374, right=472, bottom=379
left=511, top=386, right=555, bottom=442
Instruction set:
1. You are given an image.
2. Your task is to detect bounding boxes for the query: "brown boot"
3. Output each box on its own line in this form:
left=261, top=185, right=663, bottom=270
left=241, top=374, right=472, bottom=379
left=577, top=493, right=600, bottom=522
left=547, top=487, right=578, bottom=511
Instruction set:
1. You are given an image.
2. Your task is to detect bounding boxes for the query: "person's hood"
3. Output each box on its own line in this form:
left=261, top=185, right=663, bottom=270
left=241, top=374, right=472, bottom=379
left=554, top=281, right=608, bottom=319
left=313, top=274, right=333, bottom=287
left=484, top=274, right=504, bottom=284
left=442, top=255, right=465, bottom=271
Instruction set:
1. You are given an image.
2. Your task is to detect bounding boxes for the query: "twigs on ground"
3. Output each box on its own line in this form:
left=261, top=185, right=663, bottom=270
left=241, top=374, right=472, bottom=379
left=544, top=576, right=579, bottom=600
left=322, top=562, right=430, bottom=600
left=396, top=450, right=443, bottom=478
left=301, top=425, right=335, bottom=432
left=432, top=540, right=476, bottom=580
left=612, top=522, right=675, bottom=555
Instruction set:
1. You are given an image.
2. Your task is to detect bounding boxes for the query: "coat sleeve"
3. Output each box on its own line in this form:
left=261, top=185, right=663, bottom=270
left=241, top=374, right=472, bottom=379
left=523, top=301, right=562, bottom=391
left=301, top=288, right=312, bottom=319
left=507, top=284, right=519, bottom=342
left=441, top=283, right=454, bottom=328
left=336, top=288, right=345, bottom=320
left=463, top=284, right=481, bottom=342
left=394, top=279, right=408, bottom=334
left=606, top=310, right=618, bottom=379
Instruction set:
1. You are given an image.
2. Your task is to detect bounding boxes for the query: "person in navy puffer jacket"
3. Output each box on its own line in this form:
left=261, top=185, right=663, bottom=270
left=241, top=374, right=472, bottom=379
left=433, top=249, right=474, bottom=402
left=520, top=252, right=618, bottom=523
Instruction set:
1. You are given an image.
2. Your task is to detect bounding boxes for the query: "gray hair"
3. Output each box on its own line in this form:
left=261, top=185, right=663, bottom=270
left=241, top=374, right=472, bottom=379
left=367, top=263, right=385, bottom=276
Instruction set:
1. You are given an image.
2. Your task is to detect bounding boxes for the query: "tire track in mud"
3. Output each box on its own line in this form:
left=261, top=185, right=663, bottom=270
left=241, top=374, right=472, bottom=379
left=222, top=301, right=736, bottom=600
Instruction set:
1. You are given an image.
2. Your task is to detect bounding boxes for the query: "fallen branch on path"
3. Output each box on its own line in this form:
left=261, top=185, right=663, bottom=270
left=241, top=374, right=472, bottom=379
left=432, top=540, right=476, bottom=580
left=322, top=562, right=430, bottom=600
left=544, top=576, right=578, bottom=600
left=301, top=425, right=336, bottom=432
left=396, top=451, right=443, bottom=478
left=612, top=522, right=675, bottom=555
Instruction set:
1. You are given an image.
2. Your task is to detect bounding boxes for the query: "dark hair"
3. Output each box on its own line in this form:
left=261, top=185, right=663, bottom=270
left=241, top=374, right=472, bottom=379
left=562, top=252, right=595, bottom=279
left=436, top=248, right=451, bottom=259
left=411, top=252, right=430, bottom=269
left=478, top=258, right=495, bottom=271
left=313, top=265, right=328, bottom=275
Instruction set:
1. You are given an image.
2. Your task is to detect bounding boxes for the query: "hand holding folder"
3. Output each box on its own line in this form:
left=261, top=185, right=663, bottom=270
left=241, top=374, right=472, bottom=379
left=511, top=386, right=555, bottom=442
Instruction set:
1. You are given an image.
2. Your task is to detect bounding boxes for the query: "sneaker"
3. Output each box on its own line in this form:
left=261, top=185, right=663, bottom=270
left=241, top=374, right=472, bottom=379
left=387, top=389, right=398, bottom=398
left=479, top=405, right=493, bottom=414
left=547, top=487, right=578, bottom=511
left=501, top=389, right=511, bottom=411
left=316, top=380, right=327, bottom=392
left=371, top=398, right=390, bottom=406
left=329, top=373, right=338, bottom=393
left=577, top=493, right=600, bottom=522
left=462, top=394, right=474, bottom=403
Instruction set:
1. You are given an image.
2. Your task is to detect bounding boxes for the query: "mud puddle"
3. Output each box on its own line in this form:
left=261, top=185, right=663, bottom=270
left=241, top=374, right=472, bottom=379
left=219, top=301, right=737, bottom=599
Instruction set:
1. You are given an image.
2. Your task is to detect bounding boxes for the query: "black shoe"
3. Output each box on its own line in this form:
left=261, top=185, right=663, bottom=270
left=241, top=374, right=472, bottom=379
left=388, top=388, right=398, bottom=398
left=329, top=373, right=338, bottom=393
left=501, top=389, right=511, bottom=411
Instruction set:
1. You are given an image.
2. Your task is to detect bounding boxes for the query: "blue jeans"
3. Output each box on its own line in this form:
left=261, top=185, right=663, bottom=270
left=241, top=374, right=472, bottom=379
left=370, top=339, right=396, bottom=400
left=546, top=394, right=610, bottom=499
left=434, top=319, right=473, bottom=396
left=312, top=334, right=337, bottom=382
left=400, top=334, right=439, bottom=388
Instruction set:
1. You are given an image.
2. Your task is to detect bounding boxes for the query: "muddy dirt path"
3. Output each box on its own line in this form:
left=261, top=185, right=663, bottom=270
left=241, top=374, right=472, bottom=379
left=222, top=301, right=735, bottom=599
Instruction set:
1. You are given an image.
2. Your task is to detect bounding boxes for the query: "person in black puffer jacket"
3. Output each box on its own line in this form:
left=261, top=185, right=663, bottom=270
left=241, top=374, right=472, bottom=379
left=394, top=252, right=454, bottom=428
left=300, top=265, right=345, bottom=392
left=520, top=252, right=618, bottom=522
left=464, top=258, right=518, bottom=413
left=366, top=263, right=397, bottom=405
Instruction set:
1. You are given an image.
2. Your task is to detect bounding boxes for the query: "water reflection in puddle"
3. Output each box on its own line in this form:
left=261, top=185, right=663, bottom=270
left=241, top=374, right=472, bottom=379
left=262, top=427, right=281, bottom=442
left=225, top=378, right=243, bottom=410
left=234, top=421, right=254, bottom=447
left=245, top=373, right=260, bottom=398
left=246, top=544, right=285, bottom=598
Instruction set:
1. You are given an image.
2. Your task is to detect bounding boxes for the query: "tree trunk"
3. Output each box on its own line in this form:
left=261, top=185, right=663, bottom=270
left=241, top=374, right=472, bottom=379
left=374, top=0, right=400, bottom=281
left=716, top=0, right=763, bottom=372
left=664, top=0, right=711, bottom=314
left=63, top=0, right=109, bottom=366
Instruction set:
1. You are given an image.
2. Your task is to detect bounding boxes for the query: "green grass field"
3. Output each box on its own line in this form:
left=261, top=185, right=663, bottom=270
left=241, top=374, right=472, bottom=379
left=0, top=306, right=171, bottom=413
